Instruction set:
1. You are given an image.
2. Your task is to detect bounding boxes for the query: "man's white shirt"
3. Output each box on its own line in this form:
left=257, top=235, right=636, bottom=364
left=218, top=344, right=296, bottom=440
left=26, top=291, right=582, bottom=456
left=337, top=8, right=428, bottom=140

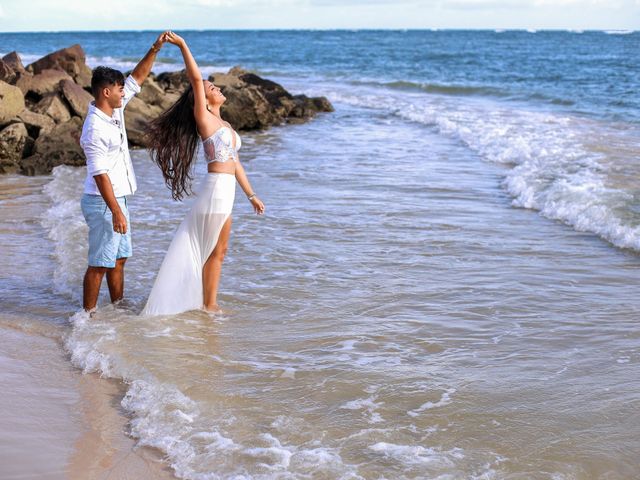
left=80, top=75, right=141, bottom=197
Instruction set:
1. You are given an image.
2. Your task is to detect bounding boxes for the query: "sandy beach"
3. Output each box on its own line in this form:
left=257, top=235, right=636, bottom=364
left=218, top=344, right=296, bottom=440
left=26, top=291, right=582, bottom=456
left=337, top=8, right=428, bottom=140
left=0, top=316, right=175, bottom=480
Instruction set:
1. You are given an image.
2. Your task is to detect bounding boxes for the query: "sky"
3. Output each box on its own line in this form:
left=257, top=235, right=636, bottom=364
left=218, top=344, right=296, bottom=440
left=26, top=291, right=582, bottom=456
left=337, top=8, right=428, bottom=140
left=0, top=0, right=638, bottom=31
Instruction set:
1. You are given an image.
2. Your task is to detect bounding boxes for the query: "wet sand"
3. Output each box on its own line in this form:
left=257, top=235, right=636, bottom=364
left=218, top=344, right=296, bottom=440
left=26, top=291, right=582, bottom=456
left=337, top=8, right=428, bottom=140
left=0, top=319, right=177, bottom=480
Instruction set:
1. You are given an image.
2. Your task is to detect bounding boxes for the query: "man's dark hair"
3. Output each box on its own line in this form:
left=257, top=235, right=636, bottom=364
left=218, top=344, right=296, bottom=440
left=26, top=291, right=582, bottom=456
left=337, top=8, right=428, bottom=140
left=91, top=66, right=125, bottom=98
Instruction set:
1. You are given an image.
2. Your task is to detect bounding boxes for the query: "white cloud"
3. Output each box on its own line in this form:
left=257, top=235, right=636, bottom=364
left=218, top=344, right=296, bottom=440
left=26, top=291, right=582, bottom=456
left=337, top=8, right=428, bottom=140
left=0, top=0, right=638, bottom=30
left=533, top=0, right=620, bottom=4
left=187, top=0, right=243, bottom=6
left=188, top=0, right=297, bottom=5
left=441, top=0, right=638, bottom=7
left=441, top=0, right=522, bottom=9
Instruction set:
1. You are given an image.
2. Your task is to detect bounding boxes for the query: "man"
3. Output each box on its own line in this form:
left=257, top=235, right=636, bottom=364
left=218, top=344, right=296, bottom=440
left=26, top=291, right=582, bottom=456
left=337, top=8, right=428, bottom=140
left=80, top=32, right=168, bottom=312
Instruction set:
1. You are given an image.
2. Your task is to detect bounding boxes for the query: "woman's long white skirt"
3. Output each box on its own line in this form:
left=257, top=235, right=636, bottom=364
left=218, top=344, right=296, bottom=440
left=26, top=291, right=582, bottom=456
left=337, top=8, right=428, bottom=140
left=142, top=173, right=236, bottom=316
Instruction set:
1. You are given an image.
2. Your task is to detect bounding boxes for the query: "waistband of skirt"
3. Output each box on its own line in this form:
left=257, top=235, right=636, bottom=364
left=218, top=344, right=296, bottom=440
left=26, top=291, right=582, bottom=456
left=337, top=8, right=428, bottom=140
left=205, top=172, right=236, bottom=180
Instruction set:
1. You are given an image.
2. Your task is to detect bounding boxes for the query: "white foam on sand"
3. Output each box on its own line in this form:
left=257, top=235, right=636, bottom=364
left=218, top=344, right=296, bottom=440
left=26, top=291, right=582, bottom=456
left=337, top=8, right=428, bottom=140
left=62, top=308, right=361, bottom=479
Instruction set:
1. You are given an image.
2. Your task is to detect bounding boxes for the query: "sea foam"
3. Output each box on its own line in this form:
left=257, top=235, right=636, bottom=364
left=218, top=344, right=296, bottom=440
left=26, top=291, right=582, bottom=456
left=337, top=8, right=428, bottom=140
left=318, top=84, right=640, bottom=252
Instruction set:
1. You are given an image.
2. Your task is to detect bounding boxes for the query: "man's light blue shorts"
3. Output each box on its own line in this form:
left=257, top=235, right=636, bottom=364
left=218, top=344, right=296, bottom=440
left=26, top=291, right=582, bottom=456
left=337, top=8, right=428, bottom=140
left=81, top=194, right=132, bottom=268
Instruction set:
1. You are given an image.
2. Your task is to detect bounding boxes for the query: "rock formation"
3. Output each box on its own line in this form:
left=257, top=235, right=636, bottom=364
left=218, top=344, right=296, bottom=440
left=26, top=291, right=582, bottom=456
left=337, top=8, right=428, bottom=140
left=0, top=45, right=333, bottom=175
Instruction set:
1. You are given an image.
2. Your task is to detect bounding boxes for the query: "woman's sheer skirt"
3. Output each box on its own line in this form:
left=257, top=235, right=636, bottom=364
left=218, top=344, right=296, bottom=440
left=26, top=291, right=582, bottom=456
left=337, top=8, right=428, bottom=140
left=141, top=173, right=236, bottom=316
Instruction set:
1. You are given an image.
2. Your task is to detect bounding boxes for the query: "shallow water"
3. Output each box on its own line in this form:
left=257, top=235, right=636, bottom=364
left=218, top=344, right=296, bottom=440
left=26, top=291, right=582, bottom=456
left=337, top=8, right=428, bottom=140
left=2, top=100, right=637, bottom=479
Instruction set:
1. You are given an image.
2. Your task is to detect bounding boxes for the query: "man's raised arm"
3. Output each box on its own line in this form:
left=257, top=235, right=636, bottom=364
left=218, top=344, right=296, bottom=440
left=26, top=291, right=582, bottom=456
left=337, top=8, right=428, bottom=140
left=131, top=31, right=169, bottom=86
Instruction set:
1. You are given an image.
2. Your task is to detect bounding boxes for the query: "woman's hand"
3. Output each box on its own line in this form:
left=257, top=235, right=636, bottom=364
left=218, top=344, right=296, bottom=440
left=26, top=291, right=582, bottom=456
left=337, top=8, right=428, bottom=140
left=165, top=31, right=186, bottom=48
left=250, top=196, right=265, bottom=215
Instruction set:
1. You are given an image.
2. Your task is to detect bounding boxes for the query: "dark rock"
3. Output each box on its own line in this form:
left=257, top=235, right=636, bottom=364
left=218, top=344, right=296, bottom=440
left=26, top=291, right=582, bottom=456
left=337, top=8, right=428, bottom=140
left=32, top=93, right=72, bottom=123
left=27, top=44, right=92, bottom=88
left=0, top=81, right=25, bottom=127
left=311, top=96, right=334, bottom=112
left=156, top=69, right=190, bottom=94
left=2, top=52, right=27, bottom=74
left=151, top=67, right=332, bottom=132
left=21, top=117, right=84, bottom=175
left=288, top=94, right=334, bottom=120
left=241, top=73, right=296, bottom=118
left=219, top=86, right=279, bottom=130
left=208, top=68, right=333, bottom=130
left=0, top=123, right=32, bottom=174
left=60, top=79, right=93, bottom=117
left=0, top=59, right=16, bottom=84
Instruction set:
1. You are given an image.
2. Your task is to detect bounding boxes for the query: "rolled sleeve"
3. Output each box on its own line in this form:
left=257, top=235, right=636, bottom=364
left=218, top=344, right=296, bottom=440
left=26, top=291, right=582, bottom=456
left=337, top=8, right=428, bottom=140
left=81, top=128, right=111, bottom=177
left=122, top=75, right=141, bottom=108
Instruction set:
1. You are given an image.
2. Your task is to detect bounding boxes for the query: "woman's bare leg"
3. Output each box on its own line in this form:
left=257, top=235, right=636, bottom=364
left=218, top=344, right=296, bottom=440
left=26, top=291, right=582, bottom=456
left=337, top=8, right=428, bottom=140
left=203, top=216, right=232, bottom=311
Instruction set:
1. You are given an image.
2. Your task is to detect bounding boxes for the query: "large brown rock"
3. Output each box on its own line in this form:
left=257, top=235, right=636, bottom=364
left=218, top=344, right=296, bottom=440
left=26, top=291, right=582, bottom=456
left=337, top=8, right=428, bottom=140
left=60, top=79, right=93, bottom=117
left=220, top=85, right=280, bottom=130
left=311, top=96, right=334, bottom=112
left=138, top=76, right=178, bottom=111
left=150, top=67, right=333, bottom=132
left=0, top=81, right=25, bottom=127
left=13, top=71, right=34, bottom=96
left=21, top=116, right=84, bottom=175
left=28, top=69, right=73, bottom=97
left=237, top=71, right=294, bottom=116
left=209, top=71, right=244, bottom=89
left=0, top=122, right=32, bottom=174
left=27, top=44, right=92, bottom=88
left=155, top=70, right=190, bottom=94
left=17, top=109, right=55, bottom=137
left=124, top=97, right=163, bottom=147
left=0, top=59, right=16, bottom=84
left=288, top=94, right=335, bottom=122
left=2, top=52, right=26, bottom=74
left=32, top=93, right=72, bottom=123
left=208, top=68, right=334, bottom=130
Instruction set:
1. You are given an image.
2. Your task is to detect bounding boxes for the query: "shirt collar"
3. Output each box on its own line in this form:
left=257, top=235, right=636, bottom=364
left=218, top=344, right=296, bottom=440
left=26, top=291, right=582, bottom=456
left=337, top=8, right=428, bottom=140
left=88, top=102, right=119, bottom=126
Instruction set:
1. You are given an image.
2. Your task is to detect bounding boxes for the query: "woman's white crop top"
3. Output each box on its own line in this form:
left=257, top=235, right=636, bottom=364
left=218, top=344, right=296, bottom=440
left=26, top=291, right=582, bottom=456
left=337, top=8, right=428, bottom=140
left=202, top=127, right=242, bottom=163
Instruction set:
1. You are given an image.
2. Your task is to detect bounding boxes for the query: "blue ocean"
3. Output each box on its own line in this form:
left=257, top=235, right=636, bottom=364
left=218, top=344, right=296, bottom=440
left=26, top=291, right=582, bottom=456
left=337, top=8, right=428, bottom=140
left=1, top=30, right=639, bottom=479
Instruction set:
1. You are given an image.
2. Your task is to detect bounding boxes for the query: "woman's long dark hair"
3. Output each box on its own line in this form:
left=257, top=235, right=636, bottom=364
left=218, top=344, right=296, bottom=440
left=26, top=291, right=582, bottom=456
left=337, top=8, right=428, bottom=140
left=146, top=86, right=198, bottom=201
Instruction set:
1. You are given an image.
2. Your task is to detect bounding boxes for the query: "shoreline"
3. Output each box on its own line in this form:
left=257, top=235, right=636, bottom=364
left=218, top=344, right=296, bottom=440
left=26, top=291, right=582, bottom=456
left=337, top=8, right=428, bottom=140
left=0, top=317, right=177, bottom=480
left=69, top=369, right=177, bottom=480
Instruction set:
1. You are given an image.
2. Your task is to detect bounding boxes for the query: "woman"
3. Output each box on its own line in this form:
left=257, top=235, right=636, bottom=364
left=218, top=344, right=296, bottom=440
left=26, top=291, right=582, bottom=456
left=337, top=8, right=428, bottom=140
left=142, top=32, right=265, bottom=315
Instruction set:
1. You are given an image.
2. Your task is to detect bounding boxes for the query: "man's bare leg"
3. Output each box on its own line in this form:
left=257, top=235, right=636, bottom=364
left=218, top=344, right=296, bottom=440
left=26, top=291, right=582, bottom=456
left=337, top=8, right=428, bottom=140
left=106, top=257, right=127, bottom=303
left=83, top=266, right=108, bottom=311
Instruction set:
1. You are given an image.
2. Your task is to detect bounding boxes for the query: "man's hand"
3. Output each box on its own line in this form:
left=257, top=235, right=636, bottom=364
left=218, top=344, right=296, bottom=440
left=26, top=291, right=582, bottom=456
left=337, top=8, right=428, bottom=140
left=112, top=208, right=127, bottom=235
left=131, top=31, right=171, bottom=85
left=151, top=31, right=170, bottom=52
left=93, top=174, right=127, bottom=234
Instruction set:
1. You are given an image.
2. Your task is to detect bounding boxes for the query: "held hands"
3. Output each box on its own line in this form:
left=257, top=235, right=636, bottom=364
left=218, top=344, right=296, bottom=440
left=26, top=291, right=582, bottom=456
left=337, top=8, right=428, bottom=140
left=164, top=31, right=186, bottom=48
left=250, top=196, right=265, bottom=215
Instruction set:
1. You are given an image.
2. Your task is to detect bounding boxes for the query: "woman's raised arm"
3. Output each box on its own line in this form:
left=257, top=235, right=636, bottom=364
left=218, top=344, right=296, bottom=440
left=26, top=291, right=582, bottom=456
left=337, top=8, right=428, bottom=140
left=165, top=32, right=209, bottom=129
